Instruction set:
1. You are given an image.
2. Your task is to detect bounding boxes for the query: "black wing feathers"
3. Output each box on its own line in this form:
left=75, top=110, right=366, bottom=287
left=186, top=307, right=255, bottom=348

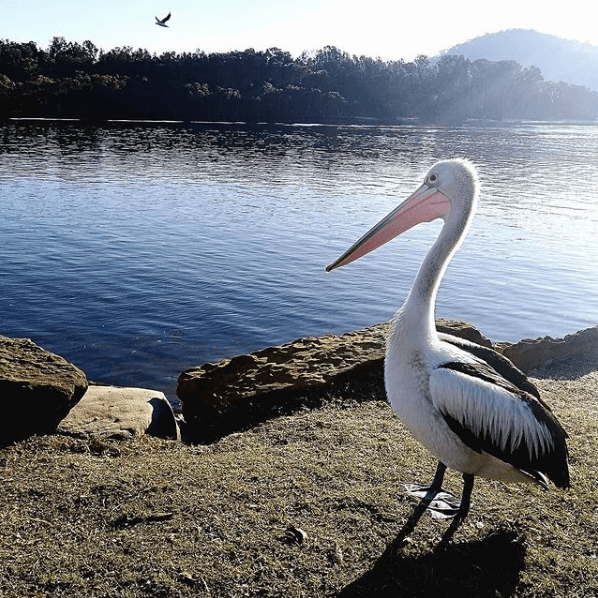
left=438, top=356, right=570, bottom=489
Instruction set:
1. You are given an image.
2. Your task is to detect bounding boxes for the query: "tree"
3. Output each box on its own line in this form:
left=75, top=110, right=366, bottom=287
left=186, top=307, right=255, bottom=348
left=0, top=38, right=596, bottom=122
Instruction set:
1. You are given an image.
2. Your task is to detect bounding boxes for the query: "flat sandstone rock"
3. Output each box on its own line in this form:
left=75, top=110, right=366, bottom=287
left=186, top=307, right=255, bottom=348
left=59, top=386, right=179, bottom=440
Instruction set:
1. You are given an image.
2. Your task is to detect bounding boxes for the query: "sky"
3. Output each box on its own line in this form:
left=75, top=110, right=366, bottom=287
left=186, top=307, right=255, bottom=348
left=4, top=0, right=598, bottom=62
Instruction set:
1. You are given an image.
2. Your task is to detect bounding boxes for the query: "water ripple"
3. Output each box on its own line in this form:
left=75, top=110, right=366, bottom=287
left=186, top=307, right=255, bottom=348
left=1, top=121, right=597, bottom=399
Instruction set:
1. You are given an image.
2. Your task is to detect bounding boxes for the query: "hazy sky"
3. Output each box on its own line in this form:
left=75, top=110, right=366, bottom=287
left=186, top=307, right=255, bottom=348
left=5, top=0, right=597, bottom=61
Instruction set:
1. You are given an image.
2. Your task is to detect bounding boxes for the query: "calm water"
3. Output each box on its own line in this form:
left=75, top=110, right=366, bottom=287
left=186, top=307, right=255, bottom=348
left=1, top=120, right=597, bottom=401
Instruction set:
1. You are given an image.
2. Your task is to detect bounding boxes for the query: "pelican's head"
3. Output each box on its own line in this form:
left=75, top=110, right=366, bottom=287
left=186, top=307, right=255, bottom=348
left=326, top=158, right=479, bottom=272
left=422, top=159, right=479, bottom=212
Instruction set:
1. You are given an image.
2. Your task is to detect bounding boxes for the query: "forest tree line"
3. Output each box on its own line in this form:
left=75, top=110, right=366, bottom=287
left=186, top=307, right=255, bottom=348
left=1, top=37, right=598, bottom=123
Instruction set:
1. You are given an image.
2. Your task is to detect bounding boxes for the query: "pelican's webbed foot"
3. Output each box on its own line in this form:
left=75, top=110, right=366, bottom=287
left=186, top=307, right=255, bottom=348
left=402, top=464, right=474, bottom=522
left=402, top=483, right=462, bottom=518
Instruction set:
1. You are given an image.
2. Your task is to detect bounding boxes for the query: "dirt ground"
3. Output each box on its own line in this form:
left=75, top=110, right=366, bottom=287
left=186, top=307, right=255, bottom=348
left=0, top=357, right=596, bottom=597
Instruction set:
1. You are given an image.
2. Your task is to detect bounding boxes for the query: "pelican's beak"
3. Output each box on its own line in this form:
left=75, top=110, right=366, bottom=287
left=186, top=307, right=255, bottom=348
left=326, top=184, right=451, bottom=272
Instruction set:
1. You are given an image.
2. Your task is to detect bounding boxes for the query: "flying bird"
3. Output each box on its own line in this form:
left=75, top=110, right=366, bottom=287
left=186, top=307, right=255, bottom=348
left=326, top=159, right=569, bottom=525
left=155, top=12, right=171, bottom=27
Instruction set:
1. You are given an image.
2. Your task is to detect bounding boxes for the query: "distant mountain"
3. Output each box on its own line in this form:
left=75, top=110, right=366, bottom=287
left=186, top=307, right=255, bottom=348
left=442, top=29, right=598, bottom=92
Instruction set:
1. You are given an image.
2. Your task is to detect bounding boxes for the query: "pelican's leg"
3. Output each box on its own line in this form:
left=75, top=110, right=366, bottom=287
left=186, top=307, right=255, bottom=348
left=403, top=461, right=447, bottom=497
left=454, top=473, right=474, bottom=522
left=429, top=461, right=447, bottom=492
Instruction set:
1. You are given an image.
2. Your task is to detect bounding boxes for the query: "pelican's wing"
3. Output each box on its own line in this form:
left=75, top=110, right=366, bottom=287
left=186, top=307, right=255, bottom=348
left=163, top=12, right=171, bottom=22
left=439, top=332, right=541, bottom=399
left=430, top=360, right=569, bottom=488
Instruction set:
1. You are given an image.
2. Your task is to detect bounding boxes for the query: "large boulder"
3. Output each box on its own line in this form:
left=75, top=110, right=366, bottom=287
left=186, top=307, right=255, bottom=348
left=177, top=322, right=389, bottom=428
left=58, top=386, right=180, bottom=441
left=496, top=325, right=598, bottom=373
left=436, top=318, right=492, bottom=347
left=0, top=335, right=87, bottom=445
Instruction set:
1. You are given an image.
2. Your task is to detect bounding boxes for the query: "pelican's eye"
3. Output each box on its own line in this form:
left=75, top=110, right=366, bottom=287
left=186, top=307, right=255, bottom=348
left=427, top=173, right=438, bottom=185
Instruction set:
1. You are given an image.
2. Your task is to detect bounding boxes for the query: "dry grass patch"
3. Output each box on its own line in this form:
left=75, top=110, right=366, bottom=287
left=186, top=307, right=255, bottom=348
left=0, top=360, right=596, bottom=597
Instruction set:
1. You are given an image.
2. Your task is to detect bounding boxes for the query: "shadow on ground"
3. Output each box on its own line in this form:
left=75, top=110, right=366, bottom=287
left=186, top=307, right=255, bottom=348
left=337, top=507, right=527, bottom=598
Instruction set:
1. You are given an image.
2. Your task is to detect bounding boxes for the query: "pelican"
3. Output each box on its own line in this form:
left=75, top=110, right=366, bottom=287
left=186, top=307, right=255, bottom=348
left=326, top=159, right=569, bottom=523
left=155, top=12, right=171, bottom=27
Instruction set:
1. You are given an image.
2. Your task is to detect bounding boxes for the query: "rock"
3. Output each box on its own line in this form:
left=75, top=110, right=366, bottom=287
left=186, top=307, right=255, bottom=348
left=58, top=386, right=180, bottom=440
left=0, top=335, right=87, bottom=445
left=436, top=318, right=493, bottom=347
left=178, top=322, right=389, bottom=428
left=177, top=319, right=485, bottom=432
left=496, top=326, right=598, bottom=373
left=282, top=525, right=308, bottom=545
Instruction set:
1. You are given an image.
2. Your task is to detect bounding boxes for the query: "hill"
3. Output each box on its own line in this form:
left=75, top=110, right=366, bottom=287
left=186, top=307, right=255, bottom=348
left=443, top=29, right=598, bottom=92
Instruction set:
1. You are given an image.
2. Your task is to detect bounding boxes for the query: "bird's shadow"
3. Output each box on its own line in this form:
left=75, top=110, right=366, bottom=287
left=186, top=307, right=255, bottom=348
left=336, top=503, right=527, bottom=598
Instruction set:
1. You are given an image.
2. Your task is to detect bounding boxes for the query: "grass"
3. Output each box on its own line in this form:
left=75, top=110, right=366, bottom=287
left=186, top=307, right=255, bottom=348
left=0, top=359, right=596, bottom=597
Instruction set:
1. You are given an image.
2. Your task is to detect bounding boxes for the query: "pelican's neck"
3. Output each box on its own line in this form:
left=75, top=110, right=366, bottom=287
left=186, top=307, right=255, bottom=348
left=390, top=160, right=479, bottom=348
left=399, top=213, right=470, bottom=343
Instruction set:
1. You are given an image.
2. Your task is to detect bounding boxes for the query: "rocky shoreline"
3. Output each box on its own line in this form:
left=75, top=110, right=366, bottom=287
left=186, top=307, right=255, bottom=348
left=1, top=320, right=597, bottom=447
